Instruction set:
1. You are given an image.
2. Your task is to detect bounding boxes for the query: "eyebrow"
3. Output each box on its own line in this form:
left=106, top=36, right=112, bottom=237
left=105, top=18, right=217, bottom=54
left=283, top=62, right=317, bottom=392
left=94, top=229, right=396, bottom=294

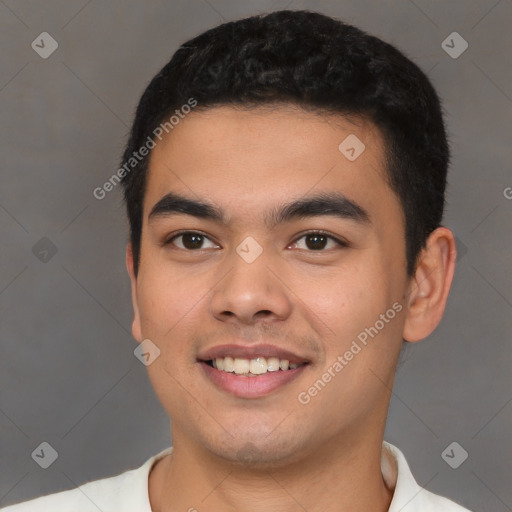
left=148, top=191, right=371, bottom=227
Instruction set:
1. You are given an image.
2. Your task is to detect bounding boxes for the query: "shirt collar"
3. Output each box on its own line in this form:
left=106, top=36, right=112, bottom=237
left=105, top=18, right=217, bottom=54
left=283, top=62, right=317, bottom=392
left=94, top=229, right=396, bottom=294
left=141, top=441, right=429, bottom=511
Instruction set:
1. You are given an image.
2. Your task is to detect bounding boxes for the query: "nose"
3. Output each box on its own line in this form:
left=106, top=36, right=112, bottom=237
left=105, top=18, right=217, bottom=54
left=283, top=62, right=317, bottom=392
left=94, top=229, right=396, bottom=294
left=209, top=248, right=293, bottom=326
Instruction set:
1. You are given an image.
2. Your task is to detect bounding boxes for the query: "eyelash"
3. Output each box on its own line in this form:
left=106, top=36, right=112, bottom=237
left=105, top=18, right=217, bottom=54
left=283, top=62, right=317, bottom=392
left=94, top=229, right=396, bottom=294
left=163, top=230, right=348, bottom=251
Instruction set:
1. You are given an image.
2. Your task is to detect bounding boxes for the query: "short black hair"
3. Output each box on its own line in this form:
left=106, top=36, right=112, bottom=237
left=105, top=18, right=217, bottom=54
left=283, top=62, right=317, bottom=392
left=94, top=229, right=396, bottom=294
left=120, top=9, right=450, bottom=277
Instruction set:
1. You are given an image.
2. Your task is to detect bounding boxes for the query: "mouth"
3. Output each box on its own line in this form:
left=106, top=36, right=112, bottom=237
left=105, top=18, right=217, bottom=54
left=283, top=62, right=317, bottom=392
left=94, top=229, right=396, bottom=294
left=204, top=356, right=306, bottom=375
left=197, top=345, right=311, bottom=399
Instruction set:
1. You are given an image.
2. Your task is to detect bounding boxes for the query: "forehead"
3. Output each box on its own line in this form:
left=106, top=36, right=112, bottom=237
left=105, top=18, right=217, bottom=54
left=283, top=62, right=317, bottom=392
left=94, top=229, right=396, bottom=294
left=143, top=105, right=398, bottom=226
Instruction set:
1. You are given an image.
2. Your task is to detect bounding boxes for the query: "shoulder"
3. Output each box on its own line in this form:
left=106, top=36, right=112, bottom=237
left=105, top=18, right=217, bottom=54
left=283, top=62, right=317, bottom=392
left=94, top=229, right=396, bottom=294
left=412, top=489, right=474, bottom=511
left=1, top=447, right=173, bottom=512
left=383, top=442, right=474, bottom=512
left=1, top=473, right=128, bottom=512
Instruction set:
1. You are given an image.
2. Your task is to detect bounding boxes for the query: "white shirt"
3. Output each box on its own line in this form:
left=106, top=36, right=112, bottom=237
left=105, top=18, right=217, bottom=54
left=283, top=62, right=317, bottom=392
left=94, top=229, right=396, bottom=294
left=2, top=441, right=472, bottom=511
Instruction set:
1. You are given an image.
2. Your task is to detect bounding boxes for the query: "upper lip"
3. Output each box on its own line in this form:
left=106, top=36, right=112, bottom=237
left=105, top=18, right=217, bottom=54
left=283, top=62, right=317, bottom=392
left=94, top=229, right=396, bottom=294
left=197, top=344, right=310, bottom=365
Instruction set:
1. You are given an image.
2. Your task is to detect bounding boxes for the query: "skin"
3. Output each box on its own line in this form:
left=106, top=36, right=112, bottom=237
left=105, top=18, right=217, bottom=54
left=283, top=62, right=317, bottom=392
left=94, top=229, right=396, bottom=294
left=126, top=105, right=457, bottom=512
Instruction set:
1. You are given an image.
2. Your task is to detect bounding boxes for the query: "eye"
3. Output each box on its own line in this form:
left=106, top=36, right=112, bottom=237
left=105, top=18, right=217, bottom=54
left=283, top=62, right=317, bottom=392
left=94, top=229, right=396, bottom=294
left=290, top=231, right=347, bottom=251
left=165, top=231, right=219, bottom=250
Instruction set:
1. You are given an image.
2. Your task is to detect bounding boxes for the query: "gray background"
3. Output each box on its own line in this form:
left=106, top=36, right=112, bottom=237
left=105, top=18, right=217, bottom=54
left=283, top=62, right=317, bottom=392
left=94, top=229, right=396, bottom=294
left=0, top=1, right=511, bottom=510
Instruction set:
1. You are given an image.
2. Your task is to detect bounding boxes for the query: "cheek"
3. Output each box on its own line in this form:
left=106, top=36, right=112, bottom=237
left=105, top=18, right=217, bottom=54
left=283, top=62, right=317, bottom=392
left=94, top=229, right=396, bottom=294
left=306, top=268, right=404, bottom=384
left=137, top=271, right=203, bottom=400
left=136, top=267, right=204, bottom=341
left=301, top=260, right=391, bottom=341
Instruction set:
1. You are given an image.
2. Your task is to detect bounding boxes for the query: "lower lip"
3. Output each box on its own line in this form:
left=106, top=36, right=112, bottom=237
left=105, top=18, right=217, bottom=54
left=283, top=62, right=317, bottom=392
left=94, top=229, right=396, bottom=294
left=199, top=362, right=308, bottom=399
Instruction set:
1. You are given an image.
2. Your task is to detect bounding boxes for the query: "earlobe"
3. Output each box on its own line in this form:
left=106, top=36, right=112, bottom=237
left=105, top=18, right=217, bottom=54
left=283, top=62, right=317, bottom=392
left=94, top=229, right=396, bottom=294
left=126, top=243, right=143, bottom=343
left=402, top=227, right=457, bottom=343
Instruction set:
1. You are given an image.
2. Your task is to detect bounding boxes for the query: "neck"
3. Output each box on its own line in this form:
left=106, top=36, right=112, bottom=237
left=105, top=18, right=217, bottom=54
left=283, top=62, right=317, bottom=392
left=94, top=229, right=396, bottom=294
left=150, top=426, right=394, bottom=512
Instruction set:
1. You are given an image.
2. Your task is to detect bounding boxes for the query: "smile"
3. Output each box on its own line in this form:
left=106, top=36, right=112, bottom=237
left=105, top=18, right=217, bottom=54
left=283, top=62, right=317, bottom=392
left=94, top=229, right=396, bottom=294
left=199, top=359, right=309, bottom=399
left=208, top=356, right=303, bottom=376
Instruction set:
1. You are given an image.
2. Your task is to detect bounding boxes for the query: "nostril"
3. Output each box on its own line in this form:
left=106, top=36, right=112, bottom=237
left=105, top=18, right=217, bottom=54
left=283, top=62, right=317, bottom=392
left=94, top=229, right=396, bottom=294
left=255, top=310, right=273, bottom=318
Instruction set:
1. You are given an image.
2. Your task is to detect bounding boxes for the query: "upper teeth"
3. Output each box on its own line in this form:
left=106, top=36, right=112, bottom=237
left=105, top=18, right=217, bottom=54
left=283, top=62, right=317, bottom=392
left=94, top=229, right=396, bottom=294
left=212, top=357, right=299, bottom=375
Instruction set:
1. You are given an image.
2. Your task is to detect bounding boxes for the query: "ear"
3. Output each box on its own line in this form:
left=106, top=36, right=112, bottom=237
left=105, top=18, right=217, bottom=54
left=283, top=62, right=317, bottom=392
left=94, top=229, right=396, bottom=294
left=402, top=227, right=457, bottom=343
left=126, top=242, right=143, bottom=343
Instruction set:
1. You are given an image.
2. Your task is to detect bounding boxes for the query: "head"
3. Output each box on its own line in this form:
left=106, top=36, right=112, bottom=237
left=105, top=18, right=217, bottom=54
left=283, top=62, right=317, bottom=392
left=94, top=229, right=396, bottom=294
left=121, top=10, right=456, bottom=467
left=122, top=10, right=450, bottom=279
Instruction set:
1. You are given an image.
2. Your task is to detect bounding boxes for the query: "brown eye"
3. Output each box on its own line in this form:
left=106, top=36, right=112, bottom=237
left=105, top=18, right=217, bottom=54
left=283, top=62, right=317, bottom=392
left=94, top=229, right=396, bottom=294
left=181, top=233, right=205, bottom=249
left=291, top=232, right=347, bottom=251
left=166, top=232, right=218, bottom=250
left=305, top=233, right=328, bottom=250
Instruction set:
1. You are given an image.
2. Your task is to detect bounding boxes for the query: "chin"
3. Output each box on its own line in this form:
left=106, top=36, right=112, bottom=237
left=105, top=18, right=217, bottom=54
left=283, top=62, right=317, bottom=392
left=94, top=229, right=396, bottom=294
left=202, top=429, right=311, bottom=470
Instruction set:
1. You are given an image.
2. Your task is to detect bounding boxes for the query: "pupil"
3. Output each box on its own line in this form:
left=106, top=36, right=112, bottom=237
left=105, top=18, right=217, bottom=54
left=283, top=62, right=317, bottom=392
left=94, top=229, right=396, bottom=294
left=306, top=234, right=327, bottom=250
left=183, top=233, right=203, bottom=249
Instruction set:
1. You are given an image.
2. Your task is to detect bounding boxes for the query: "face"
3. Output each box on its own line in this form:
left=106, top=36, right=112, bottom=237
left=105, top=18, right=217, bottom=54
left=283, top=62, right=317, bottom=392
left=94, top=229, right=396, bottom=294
left=128, top=105, right=411, bottom=468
